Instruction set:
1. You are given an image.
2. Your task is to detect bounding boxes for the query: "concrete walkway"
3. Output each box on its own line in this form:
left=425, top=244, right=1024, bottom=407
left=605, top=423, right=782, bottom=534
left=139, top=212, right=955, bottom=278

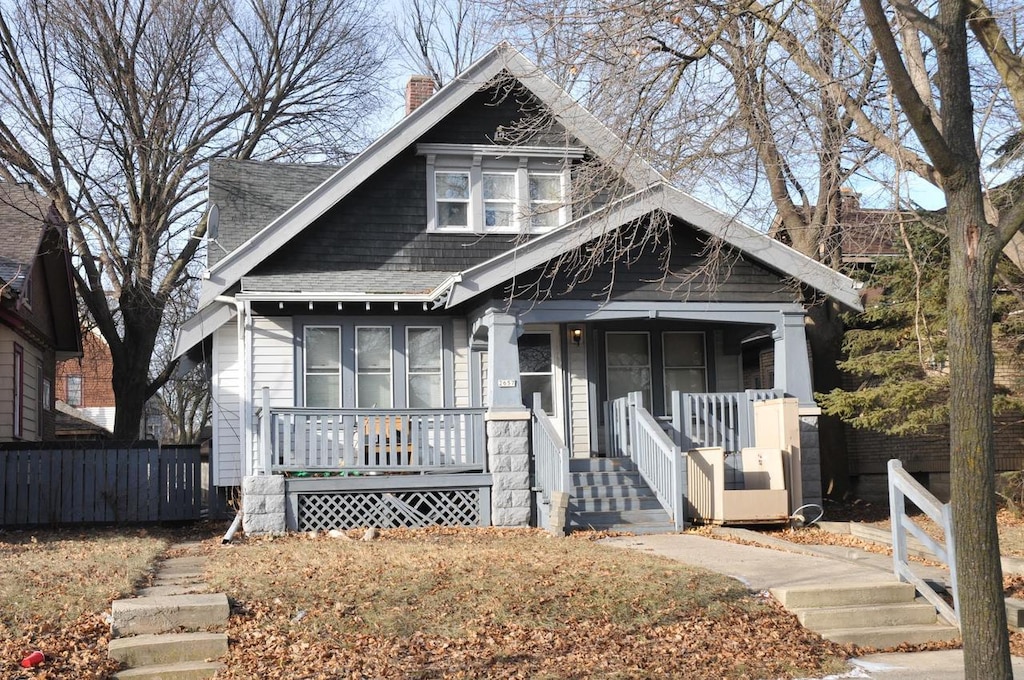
left=601, top=530, right=1024, bottom=680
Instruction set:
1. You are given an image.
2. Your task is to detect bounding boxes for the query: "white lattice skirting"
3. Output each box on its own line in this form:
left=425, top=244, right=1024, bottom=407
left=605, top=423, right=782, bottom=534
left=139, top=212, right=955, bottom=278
left=297, top=489, right=482, bottom=531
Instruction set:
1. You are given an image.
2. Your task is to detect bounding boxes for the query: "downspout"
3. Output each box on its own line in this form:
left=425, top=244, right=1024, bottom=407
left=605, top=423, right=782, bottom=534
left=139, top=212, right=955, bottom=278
left=215, top=294, right=248, bottom=540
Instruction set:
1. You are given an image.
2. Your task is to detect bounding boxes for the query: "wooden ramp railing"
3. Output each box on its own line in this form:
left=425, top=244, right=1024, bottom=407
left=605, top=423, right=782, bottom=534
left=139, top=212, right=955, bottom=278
left=888, top=459, right=960, bottom=627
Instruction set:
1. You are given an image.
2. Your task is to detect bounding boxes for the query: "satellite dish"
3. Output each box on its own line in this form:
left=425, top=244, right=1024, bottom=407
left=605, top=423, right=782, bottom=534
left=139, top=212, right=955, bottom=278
left=207, top=203, right=219, bottom=239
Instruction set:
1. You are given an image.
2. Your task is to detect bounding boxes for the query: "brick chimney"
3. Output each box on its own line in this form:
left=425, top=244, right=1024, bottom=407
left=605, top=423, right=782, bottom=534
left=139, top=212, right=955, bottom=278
left=405, top=75, right=436, bottom=116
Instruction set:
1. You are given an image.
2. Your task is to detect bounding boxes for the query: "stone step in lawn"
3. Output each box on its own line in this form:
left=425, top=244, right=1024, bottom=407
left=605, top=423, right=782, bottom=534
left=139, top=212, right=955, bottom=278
left=112, top=660, right=225, bottom=680
left=137, top=583, right=210, bottom=598
left=111, top=594, right=229, bottom=636
left=793, top=601, right=939, bottom=629
left=771, top=582, right=916, bottom=609
left=818, top=623, right=960, bottom=648
left=108, top=632, right=228, bottom=667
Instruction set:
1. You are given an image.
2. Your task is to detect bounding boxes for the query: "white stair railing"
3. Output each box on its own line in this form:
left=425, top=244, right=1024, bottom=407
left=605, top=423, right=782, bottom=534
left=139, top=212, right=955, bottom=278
left=888, top=458, right=959, bottom=627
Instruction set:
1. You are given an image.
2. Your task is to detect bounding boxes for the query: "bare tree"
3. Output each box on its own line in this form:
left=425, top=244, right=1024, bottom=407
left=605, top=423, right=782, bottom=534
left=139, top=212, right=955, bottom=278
left=0, top=0, right=387, bottom=439
left=393, top=0, right=500, bottom=88
left=508, top=0, right=1024, bottom=673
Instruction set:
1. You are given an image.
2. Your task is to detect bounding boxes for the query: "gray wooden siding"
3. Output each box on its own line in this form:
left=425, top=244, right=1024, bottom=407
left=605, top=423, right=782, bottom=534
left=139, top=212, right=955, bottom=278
left=0, top=329, right=45, bottom=442
left=566, top=332, right=591, bottom=457
left=419, top=81, right=578, bottom=147
left=453, top=318, right=471, bottom=408
left=251, top=316, right=295, bottom=408
left=212, top=325, right=241, bottom=486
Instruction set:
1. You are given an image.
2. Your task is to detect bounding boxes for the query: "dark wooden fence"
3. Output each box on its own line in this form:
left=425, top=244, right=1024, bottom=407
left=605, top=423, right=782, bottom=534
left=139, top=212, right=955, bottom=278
left=0, top=442, right=202, bottom=526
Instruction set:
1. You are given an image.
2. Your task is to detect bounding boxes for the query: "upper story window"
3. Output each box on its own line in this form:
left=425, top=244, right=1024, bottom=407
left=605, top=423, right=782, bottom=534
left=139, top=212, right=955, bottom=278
left=418, top=143, right=584, bottom=234
left=65, top=373, right=83, bottom=408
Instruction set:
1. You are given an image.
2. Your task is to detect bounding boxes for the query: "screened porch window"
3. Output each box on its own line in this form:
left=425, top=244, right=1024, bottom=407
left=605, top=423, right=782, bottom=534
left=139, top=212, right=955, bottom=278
left=356, top=327, right=393, bottom=408
left=304, top=326, right=341, bottom=408
left=606, top=332, right=652, bottom=406
left=519, top=332, right=554, bottom=414
left=406, top=327, right=443, bottom=408
left=663, top=331, right=707, bottom=415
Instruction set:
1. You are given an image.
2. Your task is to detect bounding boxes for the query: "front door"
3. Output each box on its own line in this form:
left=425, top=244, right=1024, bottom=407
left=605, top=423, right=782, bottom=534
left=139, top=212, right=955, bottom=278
left=519, top=326, right=566, bottom=442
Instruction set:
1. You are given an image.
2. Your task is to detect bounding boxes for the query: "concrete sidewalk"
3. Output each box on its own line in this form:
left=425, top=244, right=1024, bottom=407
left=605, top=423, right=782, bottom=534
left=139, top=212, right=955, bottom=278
left=601, top=531, right=1024, bottom=680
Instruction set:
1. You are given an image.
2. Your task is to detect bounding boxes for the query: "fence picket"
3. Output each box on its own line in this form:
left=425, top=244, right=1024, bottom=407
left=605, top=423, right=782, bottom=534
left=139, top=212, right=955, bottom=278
left=0, top=443, right=201, bottom=526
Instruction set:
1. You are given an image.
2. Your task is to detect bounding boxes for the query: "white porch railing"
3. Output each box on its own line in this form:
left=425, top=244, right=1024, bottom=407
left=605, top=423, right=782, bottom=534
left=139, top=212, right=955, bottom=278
left=531, top=395, right=570, bottom=507
left=257, top=388, right=486, bottom=474
left=608, top=392, right=686, bottom=531
left=671, top=390, right=783, bottom=452
left=888, top=459, right=960, bottom=627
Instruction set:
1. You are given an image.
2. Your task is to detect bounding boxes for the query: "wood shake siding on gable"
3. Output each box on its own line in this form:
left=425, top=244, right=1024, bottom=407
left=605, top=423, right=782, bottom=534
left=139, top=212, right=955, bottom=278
left=506, top=223, right=801, bottom=304
left=252, top=151, right=521, bottom=279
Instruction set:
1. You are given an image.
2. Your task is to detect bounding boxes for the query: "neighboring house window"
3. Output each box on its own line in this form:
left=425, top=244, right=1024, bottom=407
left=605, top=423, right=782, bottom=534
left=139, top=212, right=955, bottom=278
left=406, top=327, right=442, bottom=408
left=519, top=332, right=554, bottom=414
left=304, top=326, right=341, bottom=408
left=13, top=344, right=24, bottom=438
left=356, top=326, right=393, bottom=408
left=663, top=332, right=707, bottom=415
left=606, top=332, right=652, bottom=406
left=42, top=376, right=51, bottom=411
left=420, top=144, right=583, bottom=234
left=20, top=273, right=32, bottom=309
left=66, top=374, right=83, bottom=407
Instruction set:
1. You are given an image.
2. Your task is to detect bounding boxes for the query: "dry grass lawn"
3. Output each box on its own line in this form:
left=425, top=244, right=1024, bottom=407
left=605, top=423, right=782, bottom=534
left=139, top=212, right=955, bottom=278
left=0, top=527, right=168, bottom=679
left=207, top=527, right=849, bottom=679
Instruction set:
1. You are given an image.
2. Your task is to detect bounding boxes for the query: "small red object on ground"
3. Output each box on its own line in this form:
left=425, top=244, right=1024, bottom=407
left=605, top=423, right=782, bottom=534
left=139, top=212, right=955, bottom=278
left=20, top=650, right=44, bottom=667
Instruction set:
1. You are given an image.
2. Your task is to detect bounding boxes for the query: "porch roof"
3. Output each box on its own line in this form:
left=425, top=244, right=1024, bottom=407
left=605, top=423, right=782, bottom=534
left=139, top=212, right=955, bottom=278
left=241, top=270, right=456, bottom=295
left=444, top=183, right=864, bottom=312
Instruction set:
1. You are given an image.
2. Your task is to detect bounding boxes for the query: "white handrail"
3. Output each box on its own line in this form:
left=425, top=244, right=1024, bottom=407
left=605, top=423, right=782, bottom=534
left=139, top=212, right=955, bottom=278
left=888, top=459, right=959, bottom=627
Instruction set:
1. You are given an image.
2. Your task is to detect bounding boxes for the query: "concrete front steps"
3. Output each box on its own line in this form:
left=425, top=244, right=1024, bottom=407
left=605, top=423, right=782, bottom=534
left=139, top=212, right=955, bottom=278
left=108, top=546, right=229, bottom=679
left=567, top=457, right=676, bottom=534
left=771, top=582, right=960, bottom=648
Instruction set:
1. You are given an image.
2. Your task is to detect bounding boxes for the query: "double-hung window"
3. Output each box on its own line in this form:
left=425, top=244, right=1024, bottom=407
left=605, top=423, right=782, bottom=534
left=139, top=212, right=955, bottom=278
left=605, top=332, right=652, bottom=406
left=356, top=327, right=393, bottom=408
left=304, top=326, right=341, bottom=408
left=421, top=144, right=583, bottom=234
left=406, top=327, right=443, bottom=408
left=663, top=332, right=707, bottom=415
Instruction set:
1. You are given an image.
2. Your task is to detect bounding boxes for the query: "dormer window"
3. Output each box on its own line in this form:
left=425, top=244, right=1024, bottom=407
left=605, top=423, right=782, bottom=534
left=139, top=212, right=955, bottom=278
left=419, top=144, right=584, bottom=234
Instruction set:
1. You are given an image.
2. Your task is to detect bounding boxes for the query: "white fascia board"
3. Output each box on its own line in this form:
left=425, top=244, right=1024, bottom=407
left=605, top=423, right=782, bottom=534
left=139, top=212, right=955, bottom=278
left=658, top=186, right=864, bottom=311
left=171, top=301, right=237, bottom=361
left=199, top=43, right=667, bottom=308
left=235, top=291, right=443, bottom=303
left=447, top=183, right=863, bottom=311
left=199, top=48, right=515, bottom=308
left=446, top=186, right=662, bottom=307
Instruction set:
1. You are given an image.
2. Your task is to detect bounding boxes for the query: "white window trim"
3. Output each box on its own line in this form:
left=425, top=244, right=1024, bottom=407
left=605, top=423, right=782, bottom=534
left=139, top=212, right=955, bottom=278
left=406, top=326, right=443, bottom=408
left=303, top=325, right=342, bottom=408
left=421, top=145, right=576, bottom=235
left=434, top=169, right=471, bottom=230
left=355, top=325, right=394, bottom=408
left=66, top=373, right=83, bottom=408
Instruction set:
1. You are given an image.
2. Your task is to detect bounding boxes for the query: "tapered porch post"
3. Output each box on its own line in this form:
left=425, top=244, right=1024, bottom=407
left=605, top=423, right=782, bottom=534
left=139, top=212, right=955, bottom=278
left=480, top=309, right=531, bottom=527
left=772, top=311, right=823, bottom=507
left=772, top=311, right=814, bottom=407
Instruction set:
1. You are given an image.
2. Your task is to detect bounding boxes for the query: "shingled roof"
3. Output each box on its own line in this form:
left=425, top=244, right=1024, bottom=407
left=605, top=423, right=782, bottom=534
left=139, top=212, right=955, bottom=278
left=207, top=160, right=341, bottom=268
left=0, top=182, right=53, bottom=294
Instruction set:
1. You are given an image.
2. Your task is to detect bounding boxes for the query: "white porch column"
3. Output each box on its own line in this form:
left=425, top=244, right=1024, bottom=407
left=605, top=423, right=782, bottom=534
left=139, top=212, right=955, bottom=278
left=772, top=311, right=814, bottom=407
left=483, top=309, right=524, bottom=409
left=478, top=308, right=531, bottom=527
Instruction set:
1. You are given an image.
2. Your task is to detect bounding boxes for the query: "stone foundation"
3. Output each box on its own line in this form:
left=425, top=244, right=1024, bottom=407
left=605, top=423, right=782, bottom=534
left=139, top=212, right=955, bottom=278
left=242, top=475, right=286, bottom=535
left=486, top=414, right=531, bottom=526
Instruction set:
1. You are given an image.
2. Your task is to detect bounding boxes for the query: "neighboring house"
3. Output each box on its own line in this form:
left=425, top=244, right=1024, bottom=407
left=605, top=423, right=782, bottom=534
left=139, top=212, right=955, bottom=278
left=173, top=44, right=862, bottom=534
left=0, top=182, right=82, bottom=441
left=56, top=328, right=116, bottom=434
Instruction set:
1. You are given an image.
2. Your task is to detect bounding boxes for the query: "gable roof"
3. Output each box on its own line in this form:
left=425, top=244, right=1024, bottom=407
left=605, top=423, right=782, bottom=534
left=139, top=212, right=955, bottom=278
left=198, top=42, right=666, bottom=308
left=444, top=183, right=863, bottom=311
left=0, top=182, right=52, bottom=294
left=0, top=182, right=82, bottom=357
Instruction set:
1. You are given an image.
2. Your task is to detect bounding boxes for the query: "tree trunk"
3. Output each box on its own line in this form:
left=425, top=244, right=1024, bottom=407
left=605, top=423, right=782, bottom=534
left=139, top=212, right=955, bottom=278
left=109, top=290, right=164, bottom=441
left=946, top=185, right=1012, bottom=679
left=804, top=300, right=850, bottom=498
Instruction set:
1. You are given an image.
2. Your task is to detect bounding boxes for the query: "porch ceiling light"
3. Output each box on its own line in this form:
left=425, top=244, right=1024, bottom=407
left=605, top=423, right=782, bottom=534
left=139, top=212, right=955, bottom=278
left=570, top=326, right=583, bottom=346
